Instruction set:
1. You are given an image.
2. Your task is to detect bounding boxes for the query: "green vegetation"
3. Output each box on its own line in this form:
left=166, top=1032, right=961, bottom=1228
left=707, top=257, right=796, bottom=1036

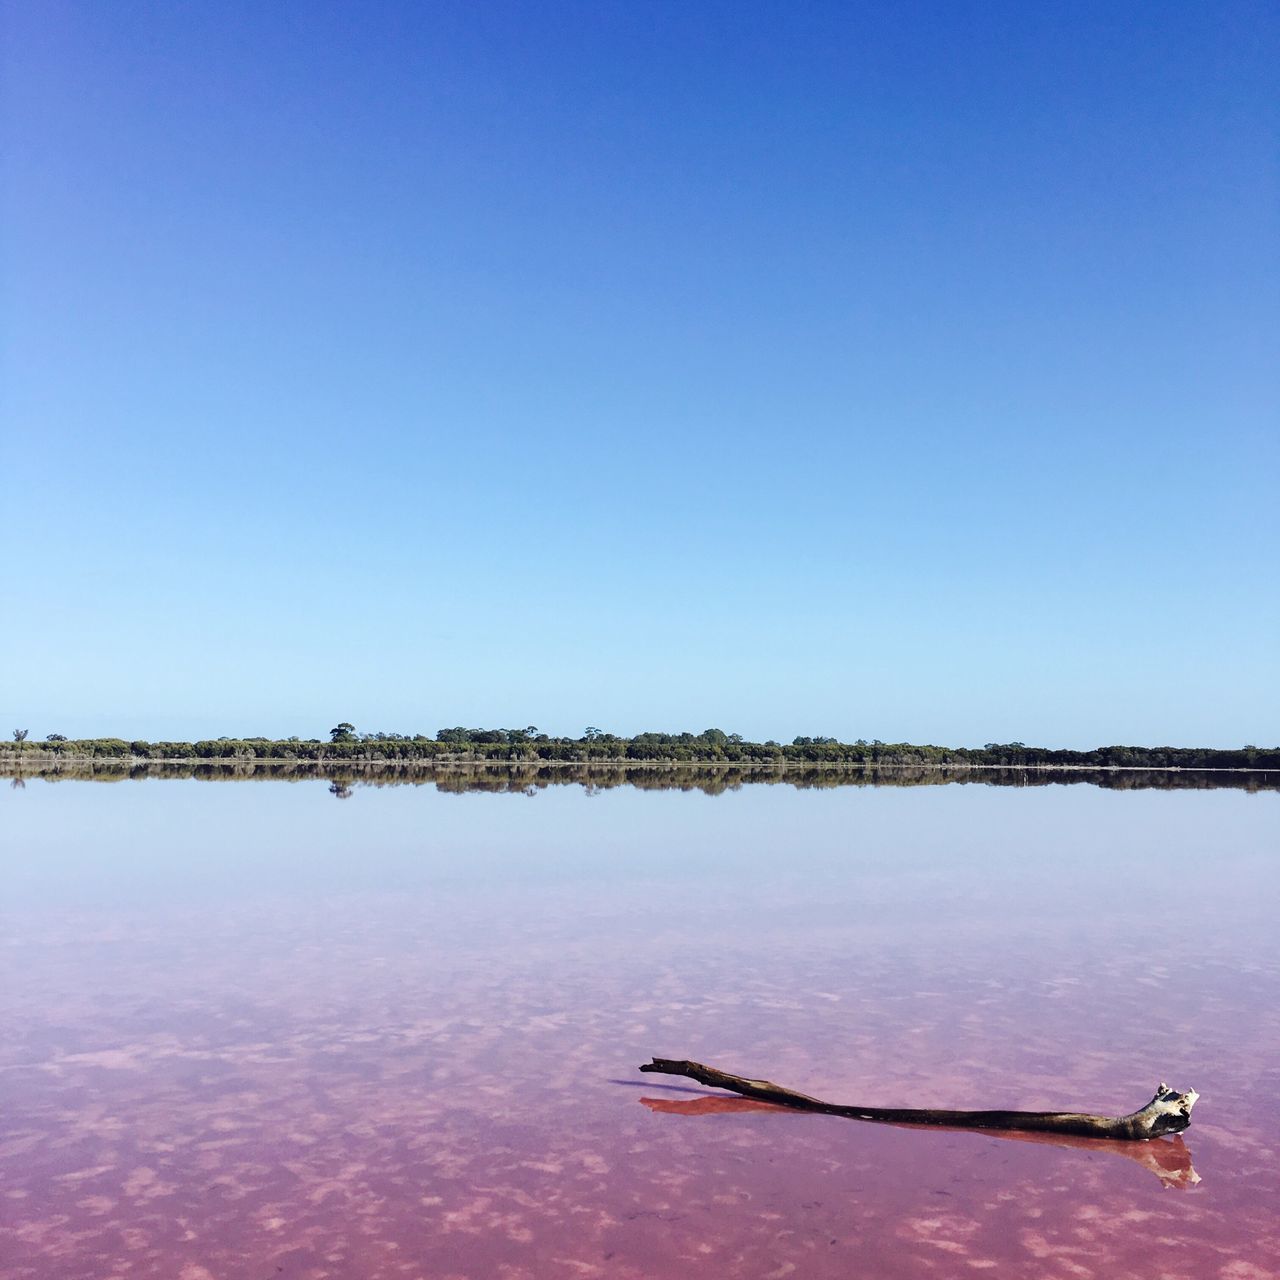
left=4, top=726, right=1276, bottom=770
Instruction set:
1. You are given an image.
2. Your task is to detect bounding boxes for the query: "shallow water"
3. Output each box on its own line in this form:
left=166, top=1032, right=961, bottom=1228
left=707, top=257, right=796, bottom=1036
left=2, top=776, right=1277, bottom=1278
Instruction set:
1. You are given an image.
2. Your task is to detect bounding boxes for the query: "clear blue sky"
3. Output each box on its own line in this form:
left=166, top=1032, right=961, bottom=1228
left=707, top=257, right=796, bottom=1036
left=3, top=1, right=1276, bottom=747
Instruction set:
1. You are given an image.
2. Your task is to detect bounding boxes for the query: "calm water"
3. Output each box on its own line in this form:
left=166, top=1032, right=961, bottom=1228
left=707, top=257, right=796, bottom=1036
left=2, top=774, right=1278, bottom=1279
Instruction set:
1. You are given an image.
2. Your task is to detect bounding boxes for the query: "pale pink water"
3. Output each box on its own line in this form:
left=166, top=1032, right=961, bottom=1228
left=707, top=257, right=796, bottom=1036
left=2, top=779, right=1277, bottom=1278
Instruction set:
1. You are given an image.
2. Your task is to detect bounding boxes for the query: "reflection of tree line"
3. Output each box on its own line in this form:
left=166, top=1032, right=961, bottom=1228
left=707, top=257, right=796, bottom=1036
left=6, top=759, right=1278, bottom=796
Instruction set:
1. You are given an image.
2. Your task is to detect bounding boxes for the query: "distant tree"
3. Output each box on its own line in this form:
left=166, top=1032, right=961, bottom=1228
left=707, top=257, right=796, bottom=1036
left=12, top=729, right=28, bottom=751
left=330, top=723, right=356, bottom=743
left=46, top=733, right=67, bottom=743
left=583, top=726, right=603, bottom=741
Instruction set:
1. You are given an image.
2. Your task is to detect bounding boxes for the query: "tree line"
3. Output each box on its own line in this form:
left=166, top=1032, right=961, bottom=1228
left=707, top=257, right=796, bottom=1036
left=6, top=725, right=1277, bottom=770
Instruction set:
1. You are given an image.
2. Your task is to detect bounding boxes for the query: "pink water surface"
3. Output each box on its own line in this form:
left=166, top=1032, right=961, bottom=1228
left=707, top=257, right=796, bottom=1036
left=2, top=778, right=1277, bottom=1278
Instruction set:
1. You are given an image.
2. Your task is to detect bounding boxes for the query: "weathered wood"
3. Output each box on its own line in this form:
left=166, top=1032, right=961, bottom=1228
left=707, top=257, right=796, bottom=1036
left=638, top=1094, right=1200, bottom=1188
left=639, top=1058, right=1199, bottom=1141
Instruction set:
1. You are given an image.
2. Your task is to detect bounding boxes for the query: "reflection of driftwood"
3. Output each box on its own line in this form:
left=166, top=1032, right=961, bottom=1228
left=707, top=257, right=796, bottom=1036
left=639, top=1094, right=1200, bottom=1189
left=639, top=1059, right=1198, bottom=1141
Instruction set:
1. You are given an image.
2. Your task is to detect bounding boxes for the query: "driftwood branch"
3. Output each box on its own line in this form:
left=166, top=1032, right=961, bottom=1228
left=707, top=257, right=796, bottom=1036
left=638, top=1095, right=1200, bottom=1188
left=639, top=1058, right=1198, bottom=1141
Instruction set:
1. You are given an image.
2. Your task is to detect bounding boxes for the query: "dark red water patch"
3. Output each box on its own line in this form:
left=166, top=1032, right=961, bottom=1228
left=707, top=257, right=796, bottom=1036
left=2, top=783, right=1277, bottom=1278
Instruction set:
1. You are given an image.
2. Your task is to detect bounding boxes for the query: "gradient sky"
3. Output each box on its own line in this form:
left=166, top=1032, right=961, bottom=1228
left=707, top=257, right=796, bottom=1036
left=3, top=1, right=1276, bottom=747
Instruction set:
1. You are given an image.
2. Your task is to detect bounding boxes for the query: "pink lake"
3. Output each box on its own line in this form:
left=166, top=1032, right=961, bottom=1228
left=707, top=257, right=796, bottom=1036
left=2, top=773, right=1278, bottom=1278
